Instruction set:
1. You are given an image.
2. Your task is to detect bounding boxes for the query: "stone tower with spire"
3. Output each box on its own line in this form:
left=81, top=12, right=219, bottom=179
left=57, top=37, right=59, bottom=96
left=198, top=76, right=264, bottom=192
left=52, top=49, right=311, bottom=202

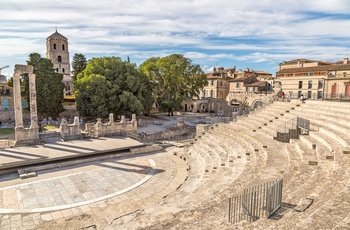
left=46, top=30, right=73, bottom=96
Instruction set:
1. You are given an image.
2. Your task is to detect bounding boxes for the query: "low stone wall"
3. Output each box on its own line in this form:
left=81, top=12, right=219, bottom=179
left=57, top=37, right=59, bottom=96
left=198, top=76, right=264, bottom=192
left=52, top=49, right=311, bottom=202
left=130, top=144, right=163, bottom=154
left=0, top=110, right=30, bottom=126
left=140, top=124, right=195, bottom=141
left=86, top=113, right=137, bottom=138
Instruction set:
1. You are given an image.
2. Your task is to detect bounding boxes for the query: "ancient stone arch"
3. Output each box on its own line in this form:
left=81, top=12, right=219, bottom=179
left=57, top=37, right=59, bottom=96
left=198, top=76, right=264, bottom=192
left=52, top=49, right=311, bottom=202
left=13, top=64, right=40, bottom=146
left=226, top=92, right=274, bottom=108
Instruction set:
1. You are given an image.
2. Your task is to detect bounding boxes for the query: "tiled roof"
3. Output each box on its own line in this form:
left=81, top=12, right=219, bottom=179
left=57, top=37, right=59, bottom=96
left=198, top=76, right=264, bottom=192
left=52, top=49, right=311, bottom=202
left=47, top=31, right=67, bottom=40
left=229, top=75, right=254, bottom=82
left=245, top=81, right=267, bottom=87
left=277, top=64, right=350, bottom=74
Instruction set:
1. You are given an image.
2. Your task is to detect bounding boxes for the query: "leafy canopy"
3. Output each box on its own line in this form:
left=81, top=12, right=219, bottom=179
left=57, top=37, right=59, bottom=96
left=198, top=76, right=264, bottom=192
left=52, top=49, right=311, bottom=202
left=71, top=53, right=87, bottom=82
left=25, top=53, right=65, bottom=119
left=75, top=56, right=153, bottom=118
left=139, top=54, right=207, bottom=115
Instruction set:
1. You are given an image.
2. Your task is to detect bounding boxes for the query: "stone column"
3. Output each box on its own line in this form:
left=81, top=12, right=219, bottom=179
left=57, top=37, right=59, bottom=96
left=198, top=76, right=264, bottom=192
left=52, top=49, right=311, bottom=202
left=28, top=73, right=38, bottom=128
left=13, top=73, right=23, bottom=128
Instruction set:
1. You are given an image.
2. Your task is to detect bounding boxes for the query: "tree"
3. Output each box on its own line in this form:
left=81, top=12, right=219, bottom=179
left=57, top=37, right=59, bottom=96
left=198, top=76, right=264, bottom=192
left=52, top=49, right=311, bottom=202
left=25, top=53, right=65, bottom=119
left=71, top=53, right=87, bottom=82
left=75, top=56, right=153, bottom=118
left=139, top=54, right=208, bottom=116
left=6, top=77, right=13, bottom=87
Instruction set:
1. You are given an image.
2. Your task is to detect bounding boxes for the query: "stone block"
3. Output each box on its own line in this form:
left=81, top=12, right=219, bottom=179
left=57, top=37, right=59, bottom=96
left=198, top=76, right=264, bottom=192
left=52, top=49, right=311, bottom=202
left=294, top=198, right=314, bottom=212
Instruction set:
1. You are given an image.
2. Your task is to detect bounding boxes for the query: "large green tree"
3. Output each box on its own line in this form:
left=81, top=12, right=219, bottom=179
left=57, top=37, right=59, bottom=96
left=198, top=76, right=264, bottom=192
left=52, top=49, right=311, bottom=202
left=71, top=53, right=87, bottom=83
left=25, top=53, right=65, bottom=119
left=75, top=56, right=153, bottom=118
left=139, top=54, right=208, bottom=115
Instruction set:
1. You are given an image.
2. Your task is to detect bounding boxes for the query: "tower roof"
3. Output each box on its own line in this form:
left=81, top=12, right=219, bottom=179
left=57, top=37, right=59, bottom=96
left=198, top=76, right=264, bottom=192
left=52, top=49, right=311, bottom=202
left=47, top=30, right=67, bottom=40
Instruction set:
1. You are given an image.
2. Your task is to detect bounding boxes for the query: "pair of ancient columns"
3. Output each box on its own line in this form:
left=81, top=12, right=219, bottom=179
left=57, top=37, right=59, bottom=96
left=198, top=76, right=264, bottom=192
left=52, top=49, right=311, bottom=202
left=13, top=65, right=38, bottom=134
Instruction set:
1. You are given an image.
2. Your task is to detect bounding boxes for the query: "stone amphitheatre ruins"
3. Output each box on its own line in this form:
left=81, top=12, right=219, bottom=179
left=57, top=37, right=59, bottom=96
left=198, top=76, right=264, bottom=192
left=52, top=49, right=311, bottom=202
left=0, top=96, right=350, bottom=230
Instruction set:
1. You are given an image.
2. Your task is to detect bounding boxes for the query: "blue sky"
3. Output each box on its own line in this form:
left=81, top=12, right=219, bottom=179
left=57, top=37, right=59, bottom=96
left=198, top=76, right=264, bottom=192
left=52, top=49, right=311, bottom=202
left=1, top=0, right=350, bottom=79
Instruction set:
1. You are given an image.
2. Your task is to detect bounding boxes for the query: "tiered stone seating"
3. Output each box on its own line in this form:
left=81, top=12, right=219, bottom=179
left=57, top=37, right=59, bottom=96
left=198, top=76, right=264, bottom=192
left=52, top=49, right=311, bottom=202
left=108, top=100, right=350, bottom=229
left=249, top=101, right=350, bottom=229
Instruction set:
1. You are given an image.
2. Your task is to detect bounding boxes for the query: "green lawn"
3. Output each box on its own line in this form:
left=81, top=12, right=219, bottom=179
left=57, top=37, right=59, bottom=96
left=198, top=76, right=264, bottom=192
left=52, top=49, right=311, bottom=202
left=0, top=128, right=15, bottom=135
left=43, top=125, right=59, bottom=131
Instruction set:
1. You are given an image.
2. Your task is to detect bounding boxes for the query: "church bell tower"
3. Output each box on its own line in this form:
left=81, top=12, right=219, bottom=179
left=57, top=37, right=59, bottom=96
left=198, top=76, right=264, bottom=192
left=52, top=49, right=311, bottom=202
left=46, top=30, right=73, bottom=96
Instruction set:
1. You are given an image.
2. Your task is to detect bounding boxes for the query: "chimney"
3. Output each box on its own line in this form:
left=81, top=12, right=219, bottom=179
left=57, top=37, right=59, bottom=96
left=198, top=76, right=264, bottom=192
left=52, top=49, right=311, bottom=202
left=344, top=58, right=349, bottom=64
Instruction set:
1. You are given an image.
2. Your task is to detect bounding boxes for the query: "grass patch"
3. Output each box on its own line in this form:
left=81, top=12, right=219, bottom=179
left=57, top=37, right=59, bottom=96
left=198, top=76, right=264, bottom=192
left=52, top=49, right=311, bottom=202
left=0, top=128, right=15, bottom=135
left=43, top=125, right=59, bottom=131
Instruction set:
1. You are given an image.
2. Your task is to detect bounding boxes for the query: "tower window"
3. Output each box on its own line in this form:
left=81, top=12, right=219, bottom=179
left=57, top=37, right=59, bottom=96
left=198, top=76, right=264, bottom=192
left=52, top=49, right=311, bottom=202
left=62, top=68, right=65, bottom=73
left=62, top=44, right=65, bottom=50
left=53, top=43, right=56, bottom=49
left=58, top=55, right=62, bottom=62
left=56, top=68, right=59, bottom=72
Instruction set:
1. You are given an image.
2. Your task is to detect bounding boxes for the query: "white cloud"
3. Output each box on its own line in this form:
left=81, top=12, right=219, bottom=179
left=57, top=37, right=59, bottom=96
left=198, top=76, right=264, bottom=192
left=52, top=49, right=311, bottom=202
left=1, top=0, right=350, bottom=77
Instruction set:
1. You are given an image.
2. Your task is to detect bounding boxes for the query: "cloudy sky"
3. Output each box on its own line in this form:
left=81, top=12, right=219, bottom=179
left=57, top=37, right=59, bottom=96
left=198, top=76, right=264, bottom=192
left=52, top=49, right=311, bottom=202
left=1, top=0, right=350, bottom=78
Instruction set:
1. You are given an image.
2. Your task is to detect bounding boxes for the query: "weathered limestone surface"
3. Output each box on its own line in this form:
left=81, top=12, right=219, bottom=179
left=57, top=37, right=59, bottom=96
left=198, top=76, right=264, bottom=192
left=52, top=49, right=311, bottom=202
left=13, top=65, right=39, bottom=146
left=60, top=116, right=83, bottom=141
left=86, top=113, right=137, bottom=138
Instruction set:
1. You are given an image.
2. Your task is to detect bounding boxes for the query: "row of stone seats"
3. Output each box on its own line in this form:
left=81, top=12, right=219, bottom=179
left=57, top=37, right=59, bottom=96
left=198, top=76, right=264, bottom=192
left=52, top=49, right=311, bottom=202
left=250, top=100, right=350, bottom=229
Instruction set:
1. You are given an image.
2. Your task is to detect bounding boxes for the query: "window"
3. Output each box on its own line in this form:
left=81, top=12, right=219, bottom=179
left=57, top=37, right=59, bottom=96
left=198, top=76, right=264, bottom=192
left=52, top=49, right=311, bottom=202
left=53, top=43, right=56, bottom=49
left=307, top=91, right=312, bottom=98
left=62, top=68, right=65, bottom=73
left=203, top=90, right=206, bottom=98
left=308, top=80, right=312, bottom=89
left=318, top=80, right=324, bottom=89
left=62, top=44, right=65, bottom=50
left=331, top=83, right=337, bottom=96
left=220, top=81, right=223, bottom=86
left=56, top=68, right=59, bottom=72
left=236, top=83, right=240, bottom=88
left=345, top=84, right=350, bottom=96
left=58, top=55, right=62, bottom=62
left=317, top=91, right=323, bottom=99
left=298, top=91, right=302, bottom=98
left=298, top=81, right=303, bottom=89
left=210, top=90, right=214, bottom=98
left=211, top=80, right=215, bottom=86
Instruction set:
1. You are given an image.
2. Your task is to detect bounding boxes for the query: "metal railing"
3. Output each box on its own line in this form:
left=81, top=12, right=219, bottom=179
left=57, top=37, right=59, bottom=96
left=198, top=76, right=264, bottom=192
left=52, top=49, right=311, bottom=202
left=228, top=179, right=283, bottom=224
left=275, top=117, right=311, bottom=143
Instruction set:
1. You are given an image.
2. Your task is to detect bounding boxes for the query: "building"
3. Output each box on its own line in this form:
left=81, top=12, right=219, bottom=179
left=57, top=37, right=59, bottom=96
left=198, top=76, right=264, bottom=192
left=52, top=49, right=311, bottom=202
left=0, top=75, right=13, bottom=110
left=200, top=66, right=235, bottom=99
left=46, top=30, right=73, bottom=96
left=184, top=67, right=273, bottom=115
left=228, top=68, right=272, bottom=94
left=276, top=58, right=350, bottom=100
